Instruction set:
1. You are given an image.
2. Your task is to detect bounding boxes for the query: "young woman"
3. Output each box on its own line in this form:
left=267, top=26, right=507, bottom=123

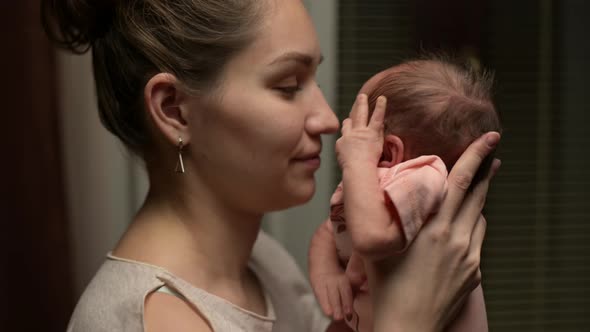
left=42, top=0, right=500, bottom=331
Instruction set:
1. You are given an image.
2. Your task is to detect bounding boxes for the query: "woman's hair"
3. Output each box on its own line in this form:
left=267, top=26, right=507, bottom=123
left=366, top=57, right=502, bottom=169
left=42, top=0, right=265, bottom=155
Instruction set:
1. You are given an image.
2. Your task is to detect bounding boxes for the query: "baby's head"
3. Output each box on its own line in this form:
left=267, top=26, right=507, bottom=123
left=362, top=58, right=502, bottom=170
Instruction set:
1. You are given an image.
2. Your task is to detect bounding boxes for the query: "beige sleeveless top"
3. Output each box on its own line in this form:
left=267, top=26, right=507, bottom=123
left=67, top=231, right=329, bottom=332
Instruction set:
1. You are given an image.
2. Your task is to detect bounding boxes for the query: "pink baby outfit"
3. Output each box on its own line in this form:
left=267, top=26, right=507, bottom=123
left=330, top=155, right=449, bottom=262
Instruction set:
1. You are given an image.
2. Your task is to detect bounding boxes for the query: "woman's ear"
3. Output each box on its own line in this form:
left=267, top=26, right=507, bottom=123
left=144, top=73, right=191, bottom=145
left=378, top=134, right=404, bottom=168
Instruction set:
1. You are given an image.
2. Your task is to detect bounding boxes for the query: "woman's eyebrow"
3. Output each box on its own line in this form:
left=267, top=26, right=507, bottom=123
left=268, top=52, right=324, bottom=67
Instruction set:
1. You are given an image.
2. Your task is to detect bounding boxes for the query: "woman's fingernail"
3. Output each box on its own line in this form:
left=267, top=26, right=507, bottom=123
left=486, top=132, right=500, bottom=148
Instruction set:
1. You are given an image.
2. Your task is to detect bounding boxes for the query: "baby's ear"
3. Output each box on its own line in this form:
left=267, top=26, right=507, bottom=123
left=378, top=135, right=404, bottom=167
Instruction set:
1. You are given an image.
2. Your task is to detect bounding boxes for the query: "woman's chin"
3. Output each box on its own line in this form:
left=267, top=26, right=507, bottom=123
left=294, top=181, right=316, bottom=203
left=267, top=183, right=316, bottom=212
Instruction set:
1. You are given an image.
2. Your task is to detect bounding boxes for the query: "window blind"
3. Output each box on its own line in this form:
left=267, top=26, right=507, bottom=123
left=336, top=0, right=414, bottom=184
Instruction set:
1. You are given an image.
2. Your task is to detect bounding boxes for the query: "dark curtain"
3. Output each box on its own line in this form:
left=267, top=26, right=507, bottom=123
left=0, top=1, right=74, bottom=331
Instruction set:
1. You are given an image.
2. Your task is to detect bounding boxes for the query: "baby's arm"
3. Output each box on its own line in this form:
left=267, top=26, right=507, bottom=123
left=445, top=285, right=488, bottom=332
left=337, top=95, right=405, bottom=260
left=342, top=165, right=405, bottom=259
left=308, top=220, right=354, bottom=320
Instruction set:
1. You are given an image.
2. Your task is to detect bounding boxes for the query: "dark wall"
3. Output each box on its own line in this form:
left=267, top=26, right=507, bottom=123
left=0, top=1, right=74, bottom=331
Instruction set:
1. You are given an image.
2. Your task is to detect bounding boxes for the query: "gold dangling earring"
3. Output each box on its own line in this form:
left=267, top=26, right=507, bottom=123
left=175, top=136, right=185, bottom=174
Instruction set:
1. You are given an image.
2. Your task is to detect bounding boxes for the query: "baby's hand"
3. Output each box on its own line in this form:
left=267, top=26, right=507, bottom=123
left=310, top=270, right=354, bottom=321
left=345, top=252, right=368, bottom=291
left=336, top=94, right=387, bottom=171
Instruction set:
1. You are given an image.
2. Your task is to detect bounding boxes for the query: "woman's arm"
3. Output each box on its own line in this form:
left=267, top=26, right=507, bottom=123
left=445, top=284, right=488, bottom=332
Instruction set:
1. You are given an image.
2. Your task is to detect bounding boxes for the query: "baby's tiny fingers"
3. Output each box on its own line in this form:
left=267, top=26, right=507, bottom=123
left=338, top=279, right=354, bottom=316
left=341, top=118, right=351, bottom=135
left=318, top=284, right=333, bottom=317
left=369, top=96, right=386, bottom=130
left=350, top=94, right=369, bottom=128
left=328, top=285, right=344, bottom=320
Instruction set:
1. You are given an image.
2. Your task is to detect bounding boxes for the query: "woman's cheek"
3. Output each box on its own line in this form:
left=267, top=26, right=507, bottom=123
left=259, top=115, right=305, bottom=153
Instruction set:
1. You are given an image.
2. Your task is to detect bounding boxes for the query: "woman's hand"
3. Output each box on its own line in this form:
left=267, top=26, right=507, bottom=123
left=367, top=131, right=501, bottom=332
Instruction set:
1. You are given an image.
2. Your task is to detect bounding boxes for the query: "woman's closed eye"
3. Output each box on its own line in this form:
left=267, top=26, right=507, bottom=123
left=274, top=84, right=303, bottom=99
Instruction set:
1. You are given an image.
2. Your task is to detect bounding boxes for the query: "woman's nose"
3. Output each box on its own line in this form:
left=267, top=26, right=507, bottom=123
left=306, top=86, right=339, bottom=136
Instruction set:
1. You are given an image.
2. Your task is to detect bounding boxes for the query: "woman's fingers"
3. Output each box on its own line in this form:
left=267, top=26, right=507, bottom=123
left=439, top=132, right=500, bottom=222
left=369, top=96, right=386, bottom=131
left=468, top=215, right=487, bottom=266
left=451, top=158, right=500, bottom=236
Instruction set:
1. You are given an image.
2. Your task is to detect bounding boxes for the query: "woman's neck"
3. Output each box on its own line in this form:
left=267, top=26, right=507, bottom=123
left=113, top=183, right=264, bottom=289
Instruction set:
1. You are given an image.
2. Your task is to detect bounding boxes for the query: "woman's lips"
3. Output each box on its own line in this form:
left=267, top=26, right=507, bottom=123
left=293, top=155, right=321, bottom=169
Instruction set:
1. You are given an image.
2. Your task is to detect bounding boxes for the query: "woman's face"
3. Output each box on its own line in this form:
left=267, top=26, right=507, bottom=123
left=186, top=0, right=339, bottom=213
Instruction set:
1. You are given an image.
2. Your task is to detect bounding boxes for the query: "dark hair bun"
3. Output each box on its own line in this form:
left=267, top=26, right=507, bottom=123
left=41, top=0, right=116, bottom=53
